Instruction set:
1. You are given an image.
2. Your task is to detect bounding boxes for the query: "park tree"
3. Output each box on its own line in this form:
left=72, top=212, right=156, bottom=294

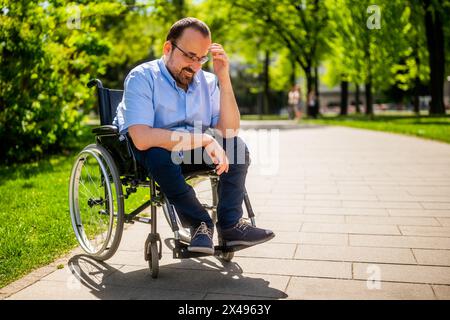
left=99, top=1, right=167, bottom=89
left=0, top=1, right=131, bottom=163
left=324, top=0, right=420, bottom=115
left=423, top=0, right=448, bottom=115
left=401, top=0, right=430, bottom=115
left=196, top=0, right=287, bottom=115
left=324, top=0, right=449, bottom=116
left=0, top=0, right=190, bottom=164
left=224, top=0, right=330, bottom=115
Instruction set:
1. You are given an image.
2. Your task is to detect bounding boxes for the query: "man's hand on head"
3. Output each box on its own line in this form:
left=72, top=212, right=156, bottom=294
left=209, top=43, right=240, bottom=137
left=210, top=43, right=230, bottom=82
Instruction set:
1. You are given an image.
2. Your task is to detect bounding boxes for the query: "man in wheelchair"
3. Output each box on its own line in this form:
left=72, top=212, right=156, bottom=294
left=113, top=17, right=274, bottom=255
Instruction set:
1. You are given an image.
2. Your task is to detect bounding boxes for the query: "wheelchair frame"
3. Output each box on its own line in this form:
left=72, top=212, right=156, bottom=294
left=68, top=79, right=257, bottom=278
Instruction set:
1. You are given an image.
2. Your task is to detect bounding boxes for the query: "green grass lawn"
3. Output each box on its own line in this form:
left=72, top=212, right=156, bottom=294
left=301, top=113, right=450, bottom=144
left=0, top=125, right=149, bottom=288
left=241, top=114, right=290, bottom=120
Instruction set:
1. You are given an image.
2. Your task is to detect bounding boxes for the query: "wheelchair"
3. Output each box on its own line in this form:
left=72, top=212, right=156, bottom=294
left=68, top=79, right=258, bottom=278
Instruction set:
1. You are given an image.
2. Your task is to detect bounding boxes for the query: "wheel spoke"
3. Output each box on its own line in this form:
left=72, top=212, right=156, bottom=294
left=69, top=146, right=124, bottom=260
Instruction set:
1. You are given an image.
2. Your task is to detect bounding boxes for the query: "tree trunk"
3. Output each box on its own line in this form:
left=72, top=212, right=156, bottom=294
left=413, top=43, right=421, bottom=115
left=413, top=76, right=420, bottom=115
left=290, top=58, right=296, bottom=86
left=340, top=80, right=349, bottom=115
left=355, top=83, right=361, bottom=114
left=256, top=90, right=263, bottom=120
left=364, top=29, right=373, bottom=116
left=424, top=0, right=445, bottom=115
left=365, top=80, right=373, bottom=116
left=314, top=65, right=320, bottom=116
left=263, top=50, right=270, bottom=114
left=306, top=74, right=313, bottom=99
left=304, top=66, right=314, bottom=117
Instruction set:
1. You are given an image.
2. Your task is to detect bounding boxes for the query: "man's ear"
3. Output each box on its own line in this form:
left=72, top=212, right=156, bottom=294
left=163, top=41, right=172, bottom=56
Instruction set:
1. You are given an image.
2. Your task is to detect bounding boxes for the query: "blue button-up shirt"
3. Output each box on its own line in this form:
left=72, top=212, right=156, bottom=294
left=113, top=57, right=220, bottom=135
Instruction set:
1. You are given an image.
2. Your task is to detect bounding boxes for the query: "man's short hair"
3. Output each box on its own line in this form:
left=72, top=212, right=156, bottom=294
left=166, top=17, right=211, bottom=43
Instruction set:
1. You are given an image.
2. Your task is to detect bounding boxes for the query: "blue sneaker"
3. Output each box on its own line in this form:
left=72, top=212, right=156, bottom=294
left=188, top=222, right=214, bottom=255
left=218, top=219, right=275, bottom=247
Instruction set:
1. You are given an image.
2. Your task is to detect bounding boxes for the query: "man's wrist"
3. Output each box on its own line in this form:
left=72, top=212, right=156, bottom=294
left=202, top=133, right=214, bottom=147
left=217, top=72, right=231, bottom=85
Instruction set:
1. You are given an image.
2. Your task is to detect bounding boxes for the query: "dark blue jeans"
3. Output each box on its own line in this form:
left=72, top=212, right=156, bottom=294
left=132, top=135, right=251, bottom=230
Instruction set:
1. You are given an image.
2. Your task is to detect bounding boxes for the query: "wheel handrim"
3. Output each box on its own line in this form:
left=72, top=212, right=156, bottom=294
left=69, top=149, right=115, bottom=256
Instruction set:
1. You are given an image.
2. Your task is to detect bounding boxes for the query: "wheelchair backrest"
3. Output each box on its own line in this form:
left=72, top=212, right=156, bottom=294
left=87, top=79, right=147, bottom=180
left=97, top=87, right=123, bottom=126
left=87, top=79, right=123, bottom=125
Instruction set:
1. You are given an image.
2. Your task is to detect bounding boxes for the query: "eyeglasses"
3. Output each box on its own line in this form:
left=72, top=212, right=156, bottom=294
left=171, top=42, right=209, bottom=65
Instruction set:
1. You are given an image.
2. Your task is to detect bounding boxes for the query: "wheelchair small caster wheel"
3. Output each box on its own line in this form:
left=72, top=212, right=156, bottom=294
left=219, top=251, right=234, bottom=262
left=147, top=242, right=159, bottom=278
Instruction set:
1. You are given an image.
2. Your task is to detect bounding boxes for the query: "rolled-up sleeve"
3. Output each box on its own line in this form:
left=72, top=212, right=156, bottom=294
left=122, top=69, right=154, bottom=132
left=210, top=77, right=220, bottom=128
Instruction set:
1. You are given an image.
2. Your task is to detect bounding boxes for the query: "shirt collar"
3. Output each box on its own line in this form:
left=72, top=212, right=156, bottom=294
left=158, top=57, right=201, bottom=91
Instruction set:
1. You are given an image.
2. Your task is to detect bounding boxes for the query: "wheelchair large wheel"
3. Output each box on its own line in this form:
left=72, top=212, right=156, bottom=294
left=69, top=144, right=124, bottom=261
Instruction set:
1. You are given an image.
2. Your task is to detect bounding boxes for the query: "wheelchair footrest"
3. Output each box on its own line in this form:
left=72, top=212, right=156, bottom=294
left=172, top=242, right=212, bottom=259
left=172, top=242, right=253, bottom=259
left=214, top=244, right=253, bottom=253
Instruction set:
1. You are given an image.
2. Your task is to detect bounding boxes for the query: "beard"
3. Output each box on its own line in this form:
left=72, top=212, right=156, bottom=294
left=176, top=67, right=195, bottom=86
left=166, top=55, right=195, bottom=87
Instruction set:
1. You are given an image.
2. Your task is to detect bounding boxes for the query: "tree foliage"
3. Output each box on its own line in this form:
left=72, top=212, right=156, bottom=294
left=1, top=1, right=127, bottom=163
left=0, top=0, right=192, bottom=163
left=1, top=0, right=449, bottom=163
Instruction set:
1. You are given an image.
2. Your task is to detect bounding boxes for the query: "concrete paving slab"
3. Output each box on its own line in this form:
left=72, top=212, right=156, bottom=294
left=295, top=244, right=416, bottom=264
left=285, top=277, right=435, bottom=300
left=353, top=262, right=450, bottom=285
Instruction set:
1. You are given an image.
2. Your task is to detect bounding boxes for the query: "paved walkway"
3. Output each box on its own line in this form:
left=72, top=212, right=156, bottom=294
left=3, top=123, right=450, bottom=299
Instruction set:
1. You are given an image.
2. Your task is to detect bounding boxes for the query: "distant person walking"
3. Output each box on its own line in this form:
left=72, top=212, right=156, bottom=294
left=288, top=84, right=303, bottom=120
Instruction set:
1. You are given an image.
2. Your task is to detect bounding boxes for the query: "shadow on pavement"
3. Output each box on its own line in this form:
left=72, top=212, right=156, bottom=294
left=67, top=254, right=288, bottom=300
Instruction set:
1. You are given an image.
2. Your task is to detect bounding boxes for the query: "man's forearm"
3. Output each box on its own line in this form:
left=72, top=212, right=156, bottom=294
left=128, top=125, right=213, bottom=152
left=216, top=75, right=240, bottom=136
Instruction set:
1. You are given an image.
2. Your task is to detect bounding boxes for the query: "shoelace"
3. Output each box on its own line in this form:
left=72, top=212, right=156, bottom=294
left=194, top=222, right=213, bottom=239
left=236, top=218, right=251, bottom=231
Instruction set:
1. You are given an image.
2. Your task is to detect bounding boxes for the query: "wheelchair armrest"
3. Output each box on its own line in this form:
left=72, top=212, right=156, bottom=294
left=92, top=125, right=119, bottom=135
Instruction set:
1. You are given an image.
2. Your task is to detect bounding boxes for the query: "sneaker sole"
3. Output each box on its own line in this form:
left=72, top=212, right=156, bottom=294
left=187, top=246, right=214, bottom=255
left=221, top=233, right=275, bottom=247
